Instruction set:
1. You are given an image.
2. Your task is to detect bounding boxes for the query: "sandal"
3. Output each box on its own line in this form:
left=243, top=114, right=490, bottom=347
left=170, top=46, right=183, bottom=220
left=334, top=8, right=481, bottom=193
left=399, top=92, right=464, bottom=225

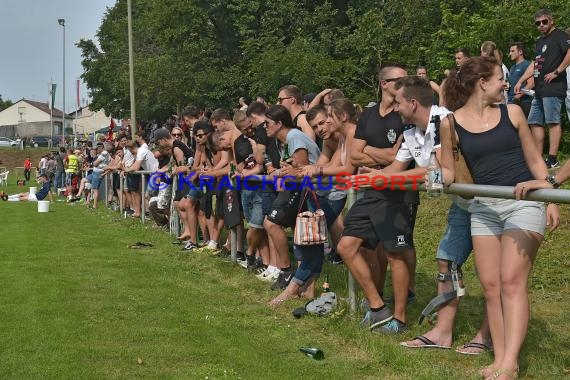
left=488, top=367, right=519, bottom=380
left=457, top=341, right=494, bottom=355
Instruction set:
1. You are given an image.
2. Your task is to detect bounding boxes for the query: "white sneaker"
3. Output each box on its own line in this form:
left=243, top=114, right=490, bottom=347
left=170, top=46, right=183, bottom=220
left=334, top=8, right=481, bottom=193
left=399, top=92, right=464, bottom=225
left=206, top=240, right=218, bottom=250
left=260, top=267, right=281, bottom=282
left=256, top=266, right=278, bottom=281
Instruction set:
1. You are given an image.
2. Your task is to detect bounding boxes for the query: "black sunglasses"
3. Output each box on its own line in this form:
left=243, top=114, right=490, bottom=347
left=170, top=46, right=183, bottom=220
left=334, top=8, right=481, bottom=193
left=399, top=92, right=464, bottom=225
left=172, top=133, right=183, bottom=137
left=535, top=19, right=549, bottom=26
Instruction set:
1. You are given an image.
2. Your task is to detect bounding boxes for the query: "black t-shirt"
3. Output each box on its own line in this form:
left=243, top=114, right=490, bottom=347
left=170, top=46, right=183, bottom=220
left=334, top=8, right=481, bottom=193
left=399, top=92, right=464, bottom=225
left=253, top=123, right=281, bottom=169
left=172, top=140, right=193, bottom=166
left=234, top=134, right=255, bottom=167
left=355, top=105, right=419, bottom=203
left=533, top=28, right=570, bottom=97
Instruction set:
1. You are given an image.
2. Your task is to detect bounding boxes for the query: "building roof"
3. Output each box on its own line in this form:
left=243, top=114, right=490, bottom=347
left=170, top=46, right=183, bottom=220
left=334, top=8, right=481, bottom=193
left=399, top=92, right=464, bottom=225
left=17, top=98, right=72, bottom=119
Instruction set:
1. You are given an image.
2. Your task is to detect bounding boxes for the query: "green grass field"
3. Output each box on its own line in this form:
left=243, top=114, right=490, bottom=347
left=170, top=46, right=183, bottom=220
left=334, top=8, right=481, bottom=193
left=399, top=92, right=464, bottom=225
left=0, top=183, right=568, bottom=379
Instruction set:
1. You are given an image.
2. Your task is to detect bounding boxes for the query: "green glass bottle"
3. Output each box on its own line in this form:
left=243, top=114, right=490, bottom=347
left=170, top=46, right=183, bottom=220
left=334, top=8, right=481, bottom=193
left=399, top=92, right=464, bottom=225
left=299, top=347, right=324, bottom=360
left=321, top=274, right=330, bottom=295
left=229, top=162, right=237, bottom=189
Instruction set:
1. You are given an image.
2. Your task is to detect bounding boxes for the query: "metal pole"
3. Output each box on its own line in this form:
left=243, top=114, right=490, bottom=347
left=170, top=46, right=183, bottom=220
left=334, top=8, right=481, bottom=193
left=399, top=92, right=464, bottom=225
left=346, top=188, right=357, bottom=314
left=127, top=0, right=137, bottom=141
left=58, top=19, right=66, bottom=147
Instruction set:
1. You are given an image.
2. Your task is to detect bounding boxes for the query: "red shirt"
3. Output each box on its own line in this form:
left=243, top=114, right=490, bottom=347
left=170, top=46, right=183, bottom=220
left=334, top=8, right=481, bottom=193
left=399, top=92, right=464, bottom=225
left=24, top=159, right=32, bottom=170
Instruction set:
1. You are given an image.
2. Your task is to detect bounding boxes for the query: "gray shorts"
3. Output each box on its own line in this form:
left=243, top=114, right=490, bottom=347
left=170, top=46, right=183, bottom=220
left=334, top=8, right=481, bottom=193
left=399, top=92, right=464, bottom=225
left=469, top=198, right=545, bottom=236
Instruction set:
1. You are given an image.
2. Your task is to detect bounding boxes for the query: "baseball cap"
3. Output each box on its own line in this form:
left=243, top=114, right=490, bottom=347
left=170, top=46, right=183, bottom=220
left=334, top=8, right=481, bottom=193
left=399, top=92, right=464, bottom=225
left=152, top=128, right=171, bottom=143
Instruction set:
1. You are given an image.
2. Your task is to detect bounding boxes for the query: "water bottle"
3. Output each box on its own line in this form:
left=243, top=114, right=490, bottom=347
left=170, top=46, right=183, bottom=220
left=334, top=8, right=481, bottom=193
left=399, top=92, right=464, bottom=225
left=426, top=151, right=444, bottom=197
left=299, top=347, right=324, bottom=360
left=520, top=88, right=535, bottom=97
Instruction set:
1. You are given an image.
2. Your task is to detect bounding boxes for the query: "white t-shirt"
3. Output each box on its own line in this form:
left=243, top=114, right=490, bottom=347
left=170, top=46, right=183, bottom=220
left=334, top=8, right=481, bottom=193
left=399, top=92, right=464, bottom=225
left=123, top=147, right=135, bottom=168
left=396, top=105, right=451, bottom=167
left=136, top=143, right=159, bottom=171
left=93, top=150, right=111, bottom=173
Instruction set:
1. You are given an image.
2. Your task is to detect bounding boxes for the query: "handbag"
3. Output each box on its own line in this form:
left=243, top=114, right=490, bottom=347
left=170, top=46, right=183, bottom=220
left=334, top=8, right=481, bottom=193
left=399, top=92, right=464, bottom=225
left=445, top=114, right=473, bottom=184
left=294, top=190, right=328, bottom=246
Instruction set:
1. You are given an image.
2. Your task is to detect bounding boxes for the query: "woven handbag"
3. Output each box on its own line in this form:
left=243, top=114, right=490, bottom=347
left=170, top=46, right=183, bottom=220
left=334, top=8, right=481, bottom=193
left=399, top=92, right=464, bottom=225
left=294, top=190, right=328, bottom=246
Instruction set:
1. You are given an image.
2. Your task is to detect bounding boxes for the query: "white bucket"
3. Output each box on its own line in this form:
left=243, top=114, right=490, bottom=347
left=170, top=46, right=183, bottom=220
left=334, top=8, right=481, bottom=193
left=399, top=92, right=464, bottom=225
left=37, top=201, right=50, bottom=213
left=29, top=187, right=37, bottom=195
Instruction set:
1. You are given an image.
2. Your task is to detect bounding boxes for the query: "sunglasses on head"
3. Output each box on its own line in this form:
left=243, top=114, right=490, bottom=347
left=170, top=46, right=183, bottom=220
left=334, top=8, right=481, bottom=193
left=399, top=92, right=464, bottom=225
left=535, top=19, right=549, bottom=26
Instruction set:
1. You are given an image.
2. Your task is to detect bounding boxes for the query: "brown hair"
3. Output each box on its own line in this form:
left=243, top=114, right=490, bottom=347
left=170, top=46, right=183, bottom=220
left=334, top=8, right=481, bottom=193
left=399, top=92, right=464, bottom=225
left=329, top=98, right=358, bottom=124
left=210, top=108, right=231, bottom=122
left=278, top=85, right=302, bottom=104
left=394, top=76, right=434, bottom=108
left=480, top=41, right=502, bottom=63
left=441, top=56, right=499, bottom=111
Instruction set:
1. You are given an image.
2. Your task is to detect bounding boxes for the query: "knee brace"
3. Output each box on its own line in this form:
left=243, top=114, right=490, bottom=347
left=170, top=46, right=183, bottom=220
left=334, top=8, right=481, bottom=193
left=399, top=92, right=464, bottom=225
left=418, top=261, right=466, bottom=325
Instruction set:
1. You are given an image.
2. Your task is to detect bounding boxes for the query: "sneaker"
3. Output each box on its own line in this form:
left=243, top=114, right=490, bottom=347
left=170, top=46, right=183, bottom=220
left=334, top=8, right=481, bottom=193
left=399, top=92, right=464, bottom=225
left=545, top=157, right=560, bottom=169
left=384, top=290, right=416, bottom=305
left=375, top=319, right=408, bottom=335
left=270, top=269, right=294, bottom=290
left=251, top=264, right=267, bottom=275
left=206, top=240, right=218, bottom=250
left=182, top=241, right=198, bottom=251
left=360, top=307, right=393, bottom=330
left=256, top=266, right=280, bottom=282
left=329, top=250, right=343, bottom=265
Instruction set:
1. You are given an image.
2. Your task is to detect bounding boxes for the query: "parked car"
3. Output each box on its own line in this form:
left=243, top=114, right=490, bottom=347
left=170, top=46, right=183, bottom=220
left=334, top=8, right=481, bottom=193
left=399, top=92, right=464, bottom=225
left=0, top=137, right=18, bottom=148
left=30, top=136, right=61, bottom=147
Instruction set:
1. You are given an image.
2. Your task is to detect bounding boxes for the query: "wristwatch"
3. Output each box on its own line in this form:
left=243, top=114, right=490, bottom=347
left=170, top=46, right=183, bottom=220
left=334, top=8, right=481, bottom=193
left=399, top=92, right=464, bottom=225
left=545, top=174, right=560, bottom=188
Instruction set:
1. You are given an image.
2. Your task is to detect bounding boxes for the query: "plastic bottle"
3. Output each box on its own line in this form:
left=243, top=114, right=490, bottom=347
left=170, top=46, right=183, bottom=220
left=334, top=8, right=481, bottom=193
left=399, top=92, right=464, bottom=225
left=426, top=151, right=444, bottom=197
left=520, top=88, right=535, bottom=97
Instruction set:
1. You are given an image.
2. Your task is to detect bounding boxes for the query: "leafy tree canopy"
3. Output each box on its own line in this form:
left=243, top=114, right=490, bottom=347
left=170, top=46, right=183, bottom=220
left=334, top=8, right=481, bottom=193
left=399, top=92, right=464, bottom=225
left=77, top=0, right=569, bottom=120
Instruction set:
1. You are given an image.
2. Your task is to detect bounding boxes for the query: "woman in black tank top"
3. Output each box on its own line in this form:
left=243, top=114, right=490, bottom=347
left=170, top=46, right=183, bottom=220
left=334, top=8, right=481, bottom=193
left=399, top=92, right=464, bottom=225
left=440, top=57, right=559, bottom=379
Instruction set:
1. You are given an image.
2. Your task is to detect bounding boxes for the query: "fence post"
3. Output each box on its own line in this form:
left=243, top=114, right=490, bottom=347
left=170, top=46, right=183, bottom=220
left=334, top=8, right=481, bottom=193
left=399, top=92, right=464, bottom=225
left=346, top=188, right=357, bottom=314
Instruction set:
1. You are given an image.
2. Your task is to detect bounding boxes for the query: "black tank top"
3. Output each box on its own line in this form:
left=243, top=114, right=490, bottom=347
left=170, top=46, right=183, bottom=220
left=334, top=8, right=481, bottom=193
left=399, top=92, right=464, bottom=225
left=455, top=104, right=533, bottom=186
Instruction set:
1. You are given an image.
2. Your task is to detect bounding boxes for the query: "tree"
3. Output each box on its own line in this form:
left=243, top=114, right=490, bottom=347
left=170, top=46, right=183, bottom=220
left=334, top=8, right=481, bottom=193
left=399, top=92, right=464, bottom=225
left=0, top=95, right=13, bottom=112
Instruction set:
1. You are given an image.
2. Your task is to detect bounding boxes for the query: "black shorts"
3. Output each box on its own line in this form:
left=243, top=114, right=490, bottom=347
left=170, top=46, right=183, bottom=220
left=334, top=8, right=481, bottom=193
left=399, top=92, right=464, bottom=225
left=222, top=189, right=242, bottom=228
left=200, top=190, right=213, bottom=218
left=343, top=196, right=414, bottom=251
left=266, top=190, right=303, bottom=228
left=126, top=173, right=141, bottom=192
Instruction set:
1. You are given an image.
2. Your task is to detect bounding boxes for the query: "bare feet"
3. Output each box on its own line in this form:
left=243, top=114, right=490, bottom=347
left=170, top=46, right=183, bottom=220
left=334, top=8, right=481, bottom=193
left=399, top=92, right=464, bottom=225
left=268, top=289, right=299, bottom=307
left=298, top=278, right=316, bottom=299
left=177, top=233, right=191, bottom=240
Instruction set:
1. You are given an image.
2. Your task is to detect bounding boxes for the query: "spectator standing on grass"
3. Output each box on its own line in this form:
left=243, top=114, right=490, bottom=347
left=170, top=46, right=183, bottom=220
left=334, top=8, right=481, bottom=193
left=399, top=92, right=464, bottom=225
left=507, top=42, right=533, bottom=117
left=54, top=147, right=66, bottom=190
left=276, top=85, right=316, bottom=141
left=23, top=156, right=32, bottom=181
left=337, top=64, right=417, bottom=334
left=442, top=56, right=559, bottom=380
left=45, top=153, right=56, bottom=189
left=90, top=143, right=112, bottom=209
left=514, top=9, right=570, bottom=169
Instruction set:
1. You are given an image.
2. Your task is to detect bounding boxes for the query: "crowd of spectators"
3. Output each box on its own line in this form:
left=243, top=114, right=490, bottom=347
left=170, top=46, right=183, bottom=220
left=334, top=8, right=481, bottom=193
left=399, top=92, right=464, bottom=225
left=4, top=9, right=568, bottom=380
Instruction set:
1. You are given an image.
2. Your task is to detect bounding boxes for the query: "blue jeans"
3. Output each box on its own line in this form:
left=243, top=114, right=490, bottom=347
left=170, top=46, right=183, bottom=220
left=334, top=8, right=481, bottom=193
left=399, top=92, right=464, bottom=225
left=54, top=170, right=65, bottom=189
left=527, top=96, right=565, bottom=126
left=241, top=188, right=264, bottom=228
left=292, top=244, right=324, bottom=285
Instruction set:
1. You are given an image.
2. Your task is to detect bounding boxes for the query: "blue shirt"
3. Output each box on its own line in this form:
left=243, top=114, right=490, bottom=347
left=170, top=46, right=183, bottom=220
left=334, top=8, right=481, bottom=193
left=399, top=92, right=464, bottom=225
left=35, top=181, right=50, bottom=201
left=508, top=60, right=531, bottom=103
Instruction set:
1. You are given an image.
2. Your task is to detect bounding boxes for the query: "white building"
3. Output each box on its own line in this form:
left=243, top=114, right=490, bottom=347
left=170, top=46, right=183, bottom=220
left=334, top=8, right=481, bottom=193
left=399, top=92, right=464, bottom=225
left=0, top=99, right=72, bottom=138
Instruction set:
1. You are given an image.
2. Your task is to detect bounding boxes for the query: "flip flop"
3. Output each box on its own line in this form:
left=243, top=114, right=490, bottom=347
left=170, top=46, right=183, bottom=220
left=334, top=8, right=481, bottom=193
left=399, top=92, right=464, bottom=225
left=400, top=335, right=451, bottom=349
left=455, top=341, right=493, bottom=355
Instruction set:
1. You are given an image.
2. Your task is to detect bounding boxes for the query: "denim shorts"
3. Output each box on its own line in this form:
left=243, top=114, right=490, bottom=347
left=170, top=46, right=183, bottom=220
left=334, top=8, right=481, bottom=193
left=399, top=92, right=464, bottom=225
left=261, top=190, right=276, bottom=216
left=469, top=198, right=546, bottom=236
left=91, top=171, right=104, bottom=189
left=317, top=194, right=346, bottom=228
left=241, top=189, right=264, bottom=228
left=527, top=96, right=565, bottom=126
left=436, top=202, right=473, bottom=265
left=186, top=188, right=202, bottom=200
